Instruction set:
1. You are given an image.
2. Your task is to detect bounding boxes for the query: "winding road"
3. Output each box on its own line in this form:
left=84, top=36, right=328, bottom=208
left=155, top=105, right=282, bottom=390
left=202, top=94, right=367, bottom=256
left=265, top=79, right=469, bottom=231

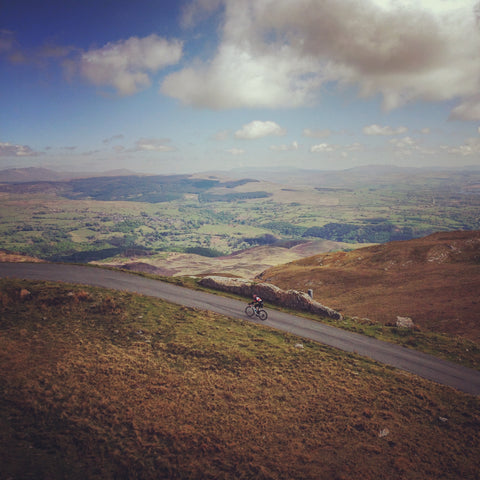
left=1, top=262, right=480, bottom=396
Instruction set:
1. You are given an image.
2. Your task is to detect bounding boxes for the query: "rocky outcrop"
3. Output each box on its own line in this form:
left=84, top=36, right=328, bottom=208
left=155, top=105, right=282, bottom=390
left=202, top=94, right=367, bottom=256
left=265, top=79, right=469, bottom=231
left=396, top=316, right=415, bottom=329
left=198, top=276, right=342, bottom=320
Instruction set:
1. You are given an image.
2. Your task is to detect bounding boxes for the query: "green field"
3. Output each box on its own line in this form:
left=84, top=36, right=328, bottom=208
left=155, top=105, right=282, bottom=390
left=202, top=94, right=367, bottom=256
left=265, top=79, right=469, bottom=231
left=0, top=169, right=479, bottom=262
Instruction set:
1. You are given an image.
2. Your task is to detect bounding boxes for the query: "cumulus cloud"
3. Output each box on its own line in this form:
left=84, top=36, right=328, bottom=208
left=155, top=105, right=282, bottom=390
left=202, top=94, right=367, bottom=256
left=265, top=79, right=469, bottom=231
left=134, top=138, right=176, bottom=152
left=363, top=124, right=408, bottom=136
left=310, top=143, right=335, bottom=153
left=161, top=0, right=480, bottom=118
left=450, top=96, right=480, bottom=121
left=388, top=135, right=436, bottom=157
left=80, top=34, right=182, bottom=95
left=444, top=137, right=480, bottom=155
left=0, top=142, right=40, bottom=157
left=390, top=136, right=416, bottom=147
left=161, top=41, right=320, bottom=109
left=235, top=120, right=286, bottom=139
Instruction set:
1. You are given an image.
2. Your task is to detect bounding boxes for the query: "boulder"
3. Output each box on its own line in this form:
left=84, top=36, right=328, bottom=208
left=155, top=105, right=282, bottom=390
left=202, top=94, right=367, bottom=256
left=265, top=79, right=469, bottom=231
left=396, top=316, right=415, bottom=329
left=19, top=288, right=31, bottom=300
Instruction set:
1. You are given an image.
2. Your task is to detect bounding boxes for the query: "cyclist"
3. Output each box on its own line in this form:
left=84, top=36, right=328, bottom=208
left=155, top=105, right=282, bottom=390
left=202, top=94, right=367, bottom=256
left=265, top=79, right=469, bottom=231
left=250, top=294, right=263, bottom=313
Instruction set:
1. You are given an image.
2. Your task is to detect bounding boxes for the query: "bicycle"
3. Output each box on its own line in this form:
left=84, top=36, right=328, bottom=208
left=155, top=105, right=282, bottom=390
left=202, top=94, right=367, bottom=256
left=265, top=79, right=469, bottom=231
left=245, top=304, right=268, bottom=321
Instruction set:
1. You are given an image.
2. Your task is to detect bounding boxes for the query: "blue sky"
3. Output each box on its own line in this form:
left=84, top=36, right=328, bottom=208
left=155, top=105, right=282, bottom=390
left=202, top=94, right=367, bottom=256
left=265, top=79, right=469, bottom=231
left=1, top=0, right=480, bottom=174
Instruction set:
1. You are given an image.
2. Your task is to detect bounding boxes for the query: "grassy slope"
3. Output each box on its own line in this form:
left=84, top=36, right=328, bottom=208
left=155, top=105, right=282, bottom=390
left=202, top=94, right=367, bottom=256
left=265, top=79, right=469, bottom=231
left=1, top=279, right=479, bottom=479
left=260, top=230, right=480, bottom=343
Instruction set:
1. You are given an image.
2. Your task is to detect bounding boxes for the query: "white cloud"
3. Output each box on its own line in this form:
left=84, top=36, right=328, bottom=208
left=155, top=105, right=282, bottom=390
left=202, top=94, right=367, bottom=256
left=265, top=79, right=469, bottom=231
left=226, top=148, right=245, bottom=155
left=161, top=0, right=480, bottom=118
left=234, top=121, right=286, bottom=139
left=80, top=34, right=182, bottom=95
left=450, top=96, right=480, bottom=121
left=180, top=0, right=223, bottom=28
left=388, top=135, right=437, bottom=156
left=363, top=124, right=408, bottom=135
left=444, top=137, right=480, bottom=155
left=0, top=142, right=40, bottom=157
left=270, top=141, right=299, bottom=151
left=390, top=136, right=416, bottom=147
left=347, top=142, right=364, bottom=151
left=161, top=41, right=320, bottom=109
left=302, top=128, right=332, bottom=138
left=134, top=138, right=176, bottom=152
left=310, top=143, right=335, bottom=153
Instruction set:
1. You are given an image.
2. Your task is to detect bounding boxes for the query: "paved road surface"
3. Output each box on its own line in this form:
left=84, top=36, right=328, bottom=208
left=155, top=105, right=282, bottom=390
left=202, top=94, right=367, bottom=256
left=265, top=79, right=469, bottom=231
left=1, top=262, right=480, bottom=396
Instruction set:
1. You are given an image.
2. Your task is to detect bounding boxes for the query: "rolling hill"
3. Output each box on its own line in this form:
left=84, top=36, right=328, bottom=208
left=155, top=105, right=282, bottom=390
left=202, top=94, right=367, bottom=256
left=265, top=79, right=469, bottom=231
left=93, top=239, right=371, bottom=278
left=259, top=230, right=480, bottom=342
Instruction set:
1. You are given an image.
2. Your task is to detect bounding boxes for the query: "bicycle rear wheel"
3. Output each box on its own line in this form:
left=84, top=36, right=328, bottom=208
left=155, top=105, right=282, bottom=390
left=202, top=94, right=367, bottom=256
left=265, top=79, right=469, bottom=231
left=245, top=305, right=255, bottom=317
left=258, top=309, right=268, bottom=321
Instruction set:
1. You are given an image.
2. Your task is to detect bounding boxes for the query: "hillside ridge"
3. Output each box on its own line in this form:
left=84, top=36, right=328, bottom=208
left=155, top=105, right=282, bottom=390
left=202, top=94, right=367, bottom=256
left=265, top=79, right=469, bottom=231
left=259, top=230, right=480, bottom=341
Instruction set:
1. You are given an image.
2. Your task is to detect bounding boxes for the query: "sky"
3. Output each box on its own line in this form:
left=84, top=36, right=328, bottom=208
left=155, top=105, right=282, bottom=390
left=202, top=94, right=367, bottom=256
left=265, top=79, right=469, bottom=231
left=1, top=0, right=480, bottom=175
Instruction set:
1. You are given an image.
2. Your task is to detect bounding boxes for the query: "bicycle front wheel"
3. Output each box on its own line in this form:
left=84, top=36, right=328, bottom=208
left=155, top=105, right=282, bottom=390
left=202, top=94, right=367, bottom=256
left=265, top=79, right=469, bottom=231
left=245, top=305, right=255, bottom=317
left=258, top=309, right=268, bottom=321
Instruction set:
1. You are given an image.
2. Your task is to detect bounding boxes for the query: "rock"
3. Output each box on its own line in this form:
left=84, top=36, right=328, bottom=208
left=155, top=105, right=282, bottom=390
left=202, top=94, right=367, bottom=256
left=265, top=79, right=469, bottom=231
left=198, top=276, right=342, bottom=320
left=378, top=428, right=390, bottom=438
left=19, top=288, right=31, bottom=300
left=396, top=316, right=415, bottom=329
left=294, top=343, right=304, bottom=349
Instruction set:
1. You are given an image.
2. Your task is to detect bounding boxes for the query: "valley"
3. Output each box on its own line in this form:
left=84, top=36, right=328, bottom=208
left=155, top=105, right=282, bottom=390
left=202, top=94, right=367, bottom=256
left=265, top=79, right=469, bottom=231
left=0, top=166, right=479, bottom=270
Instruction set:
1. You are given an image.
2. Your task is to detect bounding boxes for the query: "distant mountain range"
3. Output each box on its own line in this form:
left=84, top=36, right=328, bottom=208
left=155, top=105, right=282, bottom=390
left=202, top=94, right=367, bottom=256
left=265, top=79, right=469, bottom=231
left=225, top=164, right=480, bottom=188
left=0, top=167, right=138, bottom=183
left=2, top=164, right=480, bottom=186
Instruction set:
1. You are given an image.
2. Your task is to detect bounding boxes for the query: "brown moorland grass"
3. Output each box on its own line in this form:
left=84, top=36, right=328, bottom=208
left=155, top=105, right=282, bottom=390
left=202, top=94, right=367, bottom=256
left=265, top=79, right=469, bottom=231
left=0, top=250, right=45, bottom=263
left=1, top=279, right=479, bottom=479
left=260, top=230, right=480, bottom=343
